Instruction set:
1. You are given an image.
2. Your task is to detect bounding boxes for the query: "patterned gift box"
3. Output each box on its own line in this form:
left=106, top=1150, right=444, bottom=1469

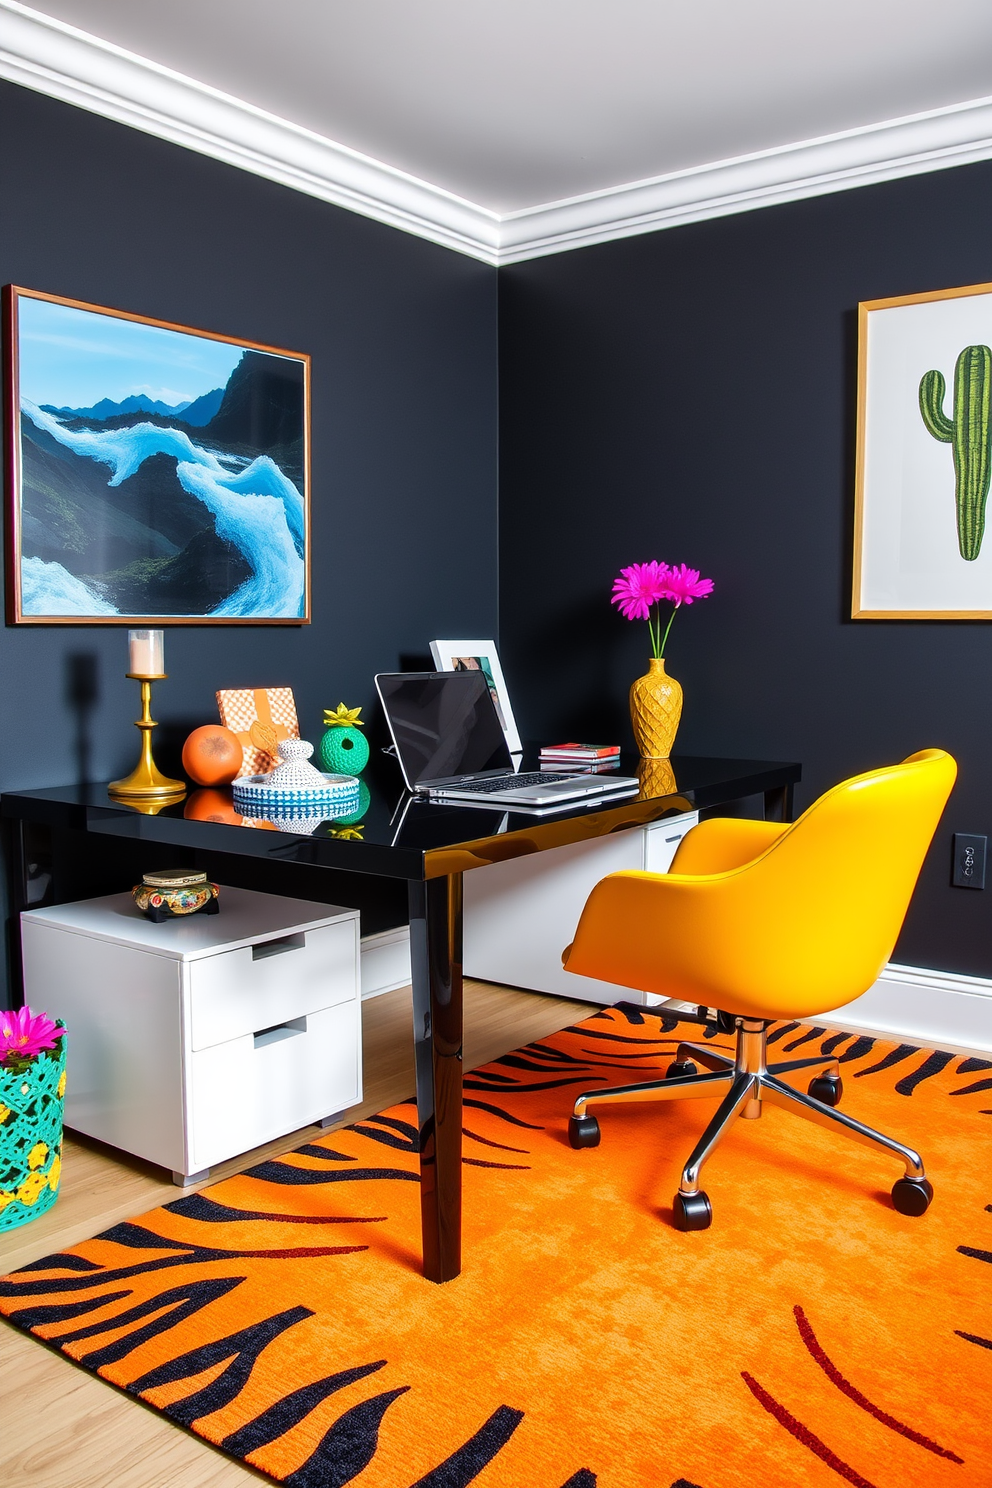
left=216, top=687, right=300, bottom=777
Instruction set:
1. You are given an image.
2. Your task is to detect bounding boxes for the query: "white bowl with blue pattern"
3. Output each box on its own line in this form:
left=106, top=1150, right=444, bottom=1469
left=232, top=739, right=360, bottom=818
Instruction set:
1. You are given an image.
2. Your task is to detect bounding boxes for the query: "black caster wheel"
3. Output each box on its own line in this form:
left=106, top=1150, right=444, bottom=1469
left=666, top=1060, right=698, bottom=1079
left=568, top=1115, right=601, bottom=1149
left=808, top=1073, right=843, bottom=1106
left=891, top=1176, right=933, bottom=1216
left=673, top=1190, right=712, bottom=1231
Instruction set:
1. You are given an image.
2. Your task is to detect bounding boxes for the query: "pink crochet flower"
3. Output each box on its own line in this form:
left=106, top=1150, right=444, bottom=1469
left=659, top=564, right=715, bottom=607
left=611, top=561, right=671, bottom=621
left=0, top=1006, right=61, bottom=1063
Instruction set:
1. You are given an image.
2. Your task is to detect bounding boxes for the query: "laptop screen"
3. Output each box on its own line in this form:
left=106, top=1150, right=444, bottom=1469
left=377, top=671, right=512, bottom=787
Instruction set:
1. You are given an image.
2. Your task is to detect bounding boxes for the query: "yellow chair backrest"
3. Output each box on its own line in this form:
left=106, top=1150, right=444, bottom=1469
left=563, top=750, right=956, bottom=1020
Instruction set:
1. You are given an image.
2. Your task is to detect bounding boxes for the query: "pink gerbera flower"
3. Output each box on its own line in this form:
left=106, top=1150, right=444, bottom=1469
left=611, top=558, right=714, bottom=657
left=659, top=564, right=715, bottom=607
left=0, top=1006, right=61, bottom=1063
left=611, top=561, right=671, bottom=621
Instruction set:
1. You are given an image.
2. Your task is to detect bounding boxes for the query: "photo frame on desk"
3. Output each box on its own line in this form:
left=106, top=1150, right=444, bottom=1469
left=429, top=639, right=522, bottom=754
left=3, top=285, right=310, bottom=624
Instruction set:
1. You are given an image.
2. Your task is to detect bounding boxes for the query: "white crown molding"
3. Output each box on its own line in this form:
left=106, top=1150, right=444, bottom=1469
left=0, top=1, right=500, bottom=264
left=499, top=96, right=992, bottom=264
left=2, top=1, right=992, bottom=267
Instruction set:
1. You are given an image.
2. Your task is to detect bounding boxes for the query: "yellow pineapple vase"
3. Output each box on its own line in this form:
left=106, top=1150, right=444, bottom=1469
left=630, top=656, right=683, bottom=759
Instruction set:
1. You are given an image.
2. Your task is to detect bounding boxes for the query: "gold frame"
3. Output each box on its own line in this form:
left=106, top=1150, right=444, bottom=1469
left=3, top=285, right=312, bottom=625
left=852, top=278, right=992, bottom=619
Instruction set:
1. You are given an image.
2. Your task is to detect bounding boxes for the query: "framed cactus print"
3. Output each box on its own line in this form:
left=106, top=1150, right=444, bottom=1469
left=853, top=280, right=992, bottom=618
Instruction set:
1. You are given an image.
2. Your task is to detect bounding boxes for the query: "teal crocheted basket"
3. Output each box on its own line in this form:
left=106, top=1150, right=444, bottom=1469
left=0, top=1025, right=66, bottom=1232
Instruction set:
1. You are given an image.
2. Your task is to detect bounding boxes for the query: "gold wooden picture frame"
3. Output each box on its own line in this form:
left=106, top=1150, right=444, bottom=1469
left=852, top=279, right=992, bottom=619
left=4, top=285, right=311, bottom=624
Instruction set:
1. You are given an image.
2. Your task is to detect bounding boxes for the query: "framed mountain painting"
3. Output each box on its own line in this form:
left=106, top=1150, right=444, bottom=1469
left=3, top=286, right=310, bottom=624
left=853, top=279, right=992, bottom=618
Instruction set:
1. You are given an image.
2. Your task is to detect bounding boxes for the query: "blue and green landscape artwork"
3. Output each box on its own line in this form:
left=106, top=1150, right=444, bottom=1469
left=13, top=293, right=308, bottom=620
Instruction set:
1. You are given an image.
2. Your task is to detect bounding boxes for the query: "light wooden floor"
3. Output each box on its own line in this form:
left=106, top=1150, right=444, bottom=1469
left=0, top=980, right=595, bottom=1488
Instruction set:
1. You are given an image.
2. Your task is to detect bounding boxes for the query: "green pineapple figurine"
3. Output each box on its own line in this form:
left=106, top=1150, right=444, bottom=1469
left=318, top=703, right=370, bottom=775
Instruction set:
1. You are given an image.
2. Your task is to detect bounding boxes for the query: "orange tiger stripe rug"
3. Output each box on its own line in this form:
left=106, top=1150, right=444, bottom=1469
left=2, top=1006, right=990, bottom=1488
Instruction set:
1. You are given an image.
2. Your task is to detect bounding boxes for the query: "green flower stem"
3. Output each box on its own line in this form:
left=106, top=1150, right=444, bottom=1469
left=650, top=603, right=678, bottom=658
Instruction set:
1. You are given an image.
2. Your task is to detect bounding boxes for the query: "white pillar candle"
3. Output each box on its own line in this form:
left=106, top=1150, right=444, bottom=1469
left=128, top=629, right=165, bottom=676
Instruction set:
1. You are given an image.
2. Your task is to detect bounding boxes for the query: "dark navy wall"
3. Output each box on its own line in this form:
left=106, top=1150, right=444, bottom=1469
left=0, top=81, right=498, bottom=978
left=5, top=76, right=991, bottom=985
left=498, top=163, right=992, bottom=977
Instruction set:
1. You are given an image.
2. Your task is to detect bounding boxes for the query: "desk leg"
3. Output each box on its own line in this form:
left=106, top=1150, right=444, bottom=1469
left=408, top=874, right=463, bottom=1283
left=764, top=783, right=795, bottom=823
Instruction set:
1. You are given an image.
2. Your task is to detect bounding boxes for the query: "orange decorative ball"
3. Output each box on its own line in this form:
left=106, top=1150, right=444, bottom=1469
left=182, top=726, right=243, bottom=787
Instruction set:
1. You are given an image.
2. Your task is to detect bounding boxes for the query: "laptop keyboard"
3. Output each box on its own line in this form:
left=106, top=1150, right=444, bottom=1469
left=441, top=772, right=572, bottom=793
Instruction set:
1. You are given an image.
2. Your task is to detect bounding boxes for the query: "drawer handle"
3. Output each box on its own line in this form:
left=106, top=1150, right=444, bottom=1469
left=252, top=932, right=306, bottom=961
left=254, top=1016, right=307, bottom=1048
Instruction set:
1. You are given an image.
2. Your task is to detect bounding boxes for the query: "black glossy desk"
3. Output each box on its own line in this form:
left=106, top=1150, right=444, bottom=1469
left=2, top=752, right=799, bottom=1283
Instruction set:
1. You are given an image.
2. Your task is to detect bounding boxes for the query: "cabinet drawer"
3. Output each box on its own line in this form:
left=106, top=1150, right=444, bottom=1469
left=189, top=999, right=362, bottom=1170
left=463, top=830, right=647, bottom=1000
left=462, top=811, right=697, bottom=1002
left=188, top=918, right=358, bottom=1052
left=644, top=811, right=698, bottom=873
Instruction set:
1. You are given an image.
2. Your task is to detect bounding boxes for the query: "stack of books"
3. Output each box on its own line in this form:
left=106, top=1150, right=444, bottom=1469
left=539, top=742, right=622, bottom=773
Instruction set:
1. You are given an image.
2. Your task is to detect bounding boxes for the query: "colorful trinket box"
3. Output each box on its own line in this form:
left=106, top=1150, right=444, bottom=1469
left=132, top=869, right=220, bottom=923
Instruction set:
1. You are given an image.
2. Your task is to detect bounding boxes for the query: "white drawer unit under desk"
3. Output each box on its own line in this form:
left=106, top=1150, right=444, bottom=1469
left=463, top=809, right=698, bottom=1003
left=20, top=886, right=362, bottom=1183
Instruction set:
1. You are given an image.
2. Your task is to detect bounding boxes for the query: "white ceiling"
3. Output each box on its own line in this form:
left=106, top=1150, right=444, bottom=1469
left=15, top=0, right=992, bottom=214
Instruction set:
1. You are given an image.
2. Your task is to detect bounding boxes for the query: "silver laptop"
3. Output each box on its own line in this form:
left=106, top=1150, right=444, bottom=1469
left=375, top=671, right=639, bottom=811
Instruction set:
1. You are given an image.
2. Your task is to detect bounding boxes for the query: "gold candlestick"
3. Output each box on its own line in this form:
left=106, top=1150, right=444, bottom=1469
left=109, top=673, right=185, bottom=802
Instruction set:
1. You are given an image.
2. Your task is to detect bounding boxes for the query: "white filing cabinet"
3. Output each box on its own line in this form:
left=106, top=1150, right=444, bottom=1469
left=20, top=886, right=362, bottom=1182
left=463, top=810, right=698, bottom=1003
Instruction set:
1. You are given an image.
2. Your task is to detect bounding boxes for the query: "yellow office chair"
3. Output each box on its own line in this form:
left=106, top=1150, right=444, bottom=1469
left=562, top=749, right=957, bottom=1231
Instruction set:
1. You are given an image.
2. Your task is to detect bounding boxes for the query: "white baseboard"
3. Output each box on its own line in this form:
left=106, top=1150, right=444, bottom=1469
left=663, top=968, right=992, bottom=1058
left=363, top=927, right=992, bottom=1055
left=360, top=926, right=412, bottom=1000
left=821, top=963, right=992, bottom=1057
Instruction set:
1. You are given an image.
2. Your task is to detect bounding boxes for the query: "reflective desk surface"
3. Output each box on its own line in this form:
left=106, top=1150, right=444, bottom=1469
left=1, top=751, right=800, bottom=883
left=2, top=750, right=801, bottom=1282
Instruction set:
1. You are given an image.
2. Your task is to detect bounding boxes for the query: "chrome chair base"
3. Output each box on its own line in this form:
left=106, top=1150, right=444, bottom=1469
left=569, top=1018, right=932, bottom=1230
